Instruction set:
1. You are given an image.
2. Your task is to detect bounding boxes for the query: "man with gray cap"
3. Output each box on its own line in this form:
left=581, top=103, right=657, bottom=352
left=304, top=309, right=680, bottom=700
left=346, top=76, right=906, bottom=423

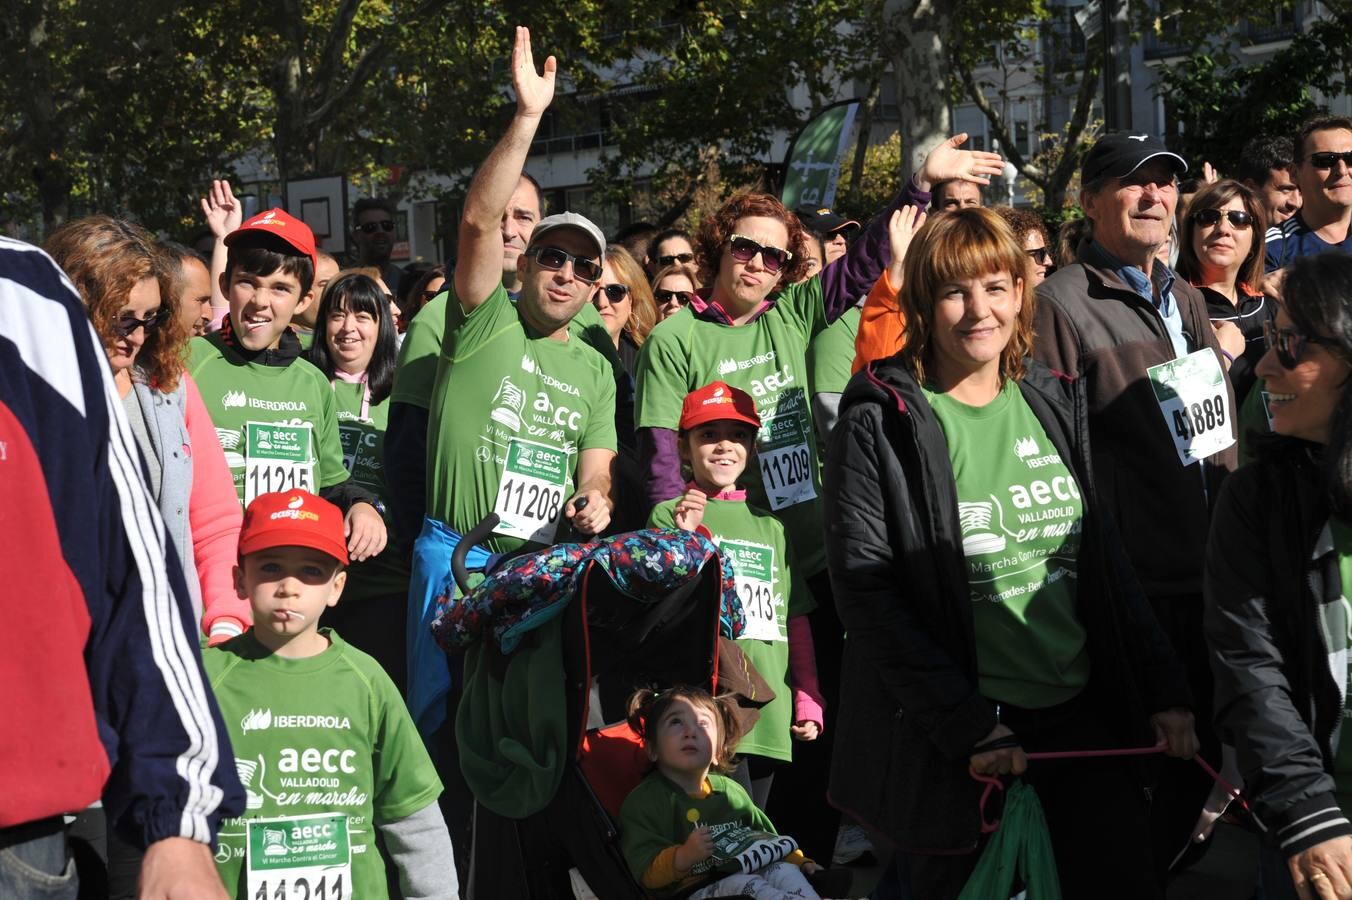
left=1032, top=131, right=1237, bottom=884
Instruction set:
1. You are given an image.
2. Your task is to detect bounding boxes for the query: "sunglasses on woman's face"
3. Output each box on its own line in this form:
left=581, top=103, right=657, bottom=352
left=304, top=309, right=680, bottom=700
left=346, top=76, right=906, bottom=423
left=1264, top=320, right=1341, bottom=368
left=1192, top=208, right=1253, bottom=229
left=598, top=284, right=630, bottom=304
left=727, top=234, right=793, bottom=274
left=658, top=252, right=694, bottom=266
left=655, top=289, right=694, bottom=306
left=527, top=245, right=603, bottom=283
left=1026, top=247, right=1052, bottom=265
left=114, top=307, right=169, bottom=338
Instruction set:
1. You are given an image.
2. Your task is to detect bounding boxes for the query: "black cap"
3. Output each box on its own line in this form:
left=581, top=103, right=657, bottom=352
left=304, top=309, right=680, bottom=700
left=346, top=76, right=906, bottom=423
left=795, top=204, right=861, bottom=236
left=1080, top=132, right=1188, bottom=185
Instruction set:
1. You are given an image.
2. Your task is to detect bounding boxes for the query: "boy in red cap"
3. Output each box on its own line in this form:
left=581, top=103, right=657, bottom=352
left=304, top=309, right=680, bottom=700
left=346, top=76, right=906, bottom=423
left=646, top=382, right=824, bottom=813
left=204, top=490, right=456, bottom=899
left=188, top=210, right=387, bottom=572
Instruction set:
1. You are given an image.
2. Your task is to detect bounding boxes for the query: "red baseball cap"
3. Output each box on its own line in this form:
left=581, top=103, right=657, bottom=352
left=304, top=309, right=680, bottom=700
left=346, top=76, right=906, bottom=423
left=679, top=381, right=761, bottom=431
left=224, top=208, right=318, bottom=271
left=239, top=490, right=349, bottom=565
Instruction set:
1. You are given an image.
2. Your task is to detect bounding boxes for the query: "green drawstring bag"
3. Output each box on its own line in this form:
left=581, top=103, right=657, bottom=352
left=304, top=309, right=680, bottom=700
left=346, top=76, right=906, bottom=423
left=957, top=780, right=1062, bottom=900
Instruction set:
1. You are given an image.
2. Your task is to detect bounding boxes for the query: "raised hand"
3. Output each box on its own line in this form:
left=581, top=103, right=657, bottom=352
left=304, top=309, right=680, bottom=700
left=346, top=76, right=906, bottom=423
left=511, top=26, right=556, bottom=119
left=886, top=205, right=927, bottom=286
left=200, top=180, right=242, bottom=239
left=918, top=133, right=1006, bottom=190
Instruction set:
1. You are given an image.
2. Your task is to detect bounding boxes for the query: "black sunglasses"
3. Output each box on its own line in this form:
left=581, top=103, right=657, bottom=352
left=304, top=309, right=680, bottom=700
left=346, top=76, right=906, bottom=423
left=728, top=234, right=793, bottom=274
left=1264, top=321, right=1342, bottom=368
left=114, top=307, right=169, bottom=338
left=655, top=289, right=694, bottom=306
left=1026, top=247, right=1052, bottom=265
left=658, top=252, right=694, bottom=266
left=1307, top=151, right=1352, bottom=170
left=597, top=284, right=630, bottom=303
left=357, top=220, right=396, bottom=234
left=527, top=245, right=603, bottom=283
left=1192, top=208, right=1254, bottom=229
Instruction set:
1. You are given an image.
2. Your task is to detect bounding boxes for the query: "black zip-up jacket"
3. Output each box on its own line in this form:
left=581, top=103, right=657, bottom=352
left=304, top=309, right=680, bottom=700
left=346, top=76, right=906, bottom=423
left=1204, top=443, right=1352, bottom=857
left=822, top=355, right=1191, bottom=851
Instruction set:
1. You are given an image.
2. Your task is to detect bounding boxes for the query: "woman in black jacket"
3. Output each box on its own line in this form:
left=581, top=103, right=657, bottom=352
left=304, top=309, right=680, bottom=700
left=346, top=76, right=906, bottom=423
left=823, top=208, right=1196, bottom=898
left=1205, top=252, right=1352, bottom=900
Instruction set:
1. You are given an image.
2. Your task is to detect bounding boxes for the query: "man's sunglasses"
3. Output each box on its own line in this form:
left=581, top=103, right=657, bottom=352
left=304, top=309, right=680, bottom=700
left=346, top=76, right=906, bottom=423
left=1192, top=208, right=1254, bottom=229
left=1026, top=247, right=1052, bottom=265
left=1264, top=320, right=1342, bottom=368
left=728, top=234, right=793, bottom=274
left=597, top=284, right=630, bottom=303
left=658, top=252, right=694, bottom=266
left=114, top=308, right=169, bottom=338
left=357, top=220, right=396, bottom=234
left=655, top=289, right=694, bottom=306
left=1307, top=151, right=1352, bottom=170
left=527, top=245, right=603, bottom=283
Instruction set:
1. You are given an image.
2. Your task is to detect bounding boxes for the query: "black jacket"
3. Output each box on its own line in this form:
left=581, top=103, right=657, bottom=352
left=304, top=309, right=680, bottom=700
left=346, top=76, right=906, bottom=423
left=1204, top=443, right=1352, bottom=857
left=822, top=355, right=1190, bottom=851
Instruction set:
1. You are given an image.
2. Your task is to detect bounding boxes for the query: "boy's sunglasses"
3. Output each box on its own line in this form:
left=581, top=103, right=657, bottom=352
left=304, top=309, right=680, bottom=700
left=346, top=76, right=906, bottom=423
left=728, top=234, right=793, bottom=274
left=527, top=245, right=603, bottom=283
left=357, top=220, right=396, bottom=234
left=114, top=307, right=169, bottom=338
left=598, top=284, right=630, bottom=303
left=1307, top=151, right=1352, bottom=170
left=654, top=289, right=694, bottom=306
left=658, top=252, right=694, bottom=266
left=1026, top=247, right=1052, bottom=265
left=1264, top=320, right=1341, bottom=368
left=1192, top=208, right=1254, bottom=229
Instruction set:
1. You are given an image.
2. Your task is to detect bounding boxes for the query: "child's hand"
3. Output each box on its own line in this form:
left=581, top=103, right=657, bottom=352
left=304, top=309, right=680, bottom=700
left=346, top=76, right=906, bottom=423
left=673, top=488, right=707, bottom=532
left=790, top=720, right=820, bottom=742
left=674, top=825, right=714, bottom=872
left=345, top=502, right=388, bottom=562
left=886, top=205, right=926, bottom=286
left=801, top=860, right=821, bottom=875
left=200, top=179, right=242, bottom=240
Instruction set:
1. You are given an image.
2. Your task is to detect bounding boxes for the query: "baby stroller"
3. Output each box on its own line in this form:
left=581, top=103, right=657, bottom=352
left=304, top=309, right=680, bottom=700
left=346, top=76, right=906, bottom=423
left=432, top=512, right=746, bottom=899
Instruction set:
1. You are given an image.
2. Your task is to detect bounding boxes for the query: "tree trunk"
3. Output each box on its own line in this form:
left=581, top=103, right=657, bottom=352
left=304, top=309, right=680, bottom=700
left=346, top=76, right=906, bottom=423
left=845, top=74, right=883, bottom=210
left=886, top=0, right=954, bottom=178
left=19, top=2, right=70, bottom=231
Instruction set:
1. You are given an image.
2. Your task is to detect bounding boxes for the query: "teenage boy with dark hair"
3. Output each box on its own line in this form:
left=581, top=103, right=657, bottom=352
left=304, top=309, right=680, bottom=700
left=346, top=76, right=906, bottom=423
left=1238, top=134, right=1302, bottom=226
left=188, top=209, right=388, bottom=562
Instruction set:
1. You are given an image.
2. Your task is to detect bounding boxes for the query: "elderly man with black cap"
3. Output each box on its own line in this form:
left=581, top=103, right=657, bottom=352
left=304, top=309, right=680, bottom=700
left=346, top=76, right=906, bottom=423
left=1032, top=131, right=1238, bottom=885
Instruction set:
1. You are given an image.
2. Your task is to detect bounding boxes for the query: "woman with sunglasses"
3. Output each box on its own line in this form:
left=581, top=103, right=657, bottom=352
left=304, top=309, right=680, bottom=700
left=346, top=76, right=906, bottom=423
left=399, top=264, right=446, bottom=333
left=1205, top=252, right=1352, bottom=900
left=302, top=272, right=409, bottom=692
left=1178, top=180, right=1271, bottom=404
left=650, top=263, right=700, bottom=321
left=646, top=227, right=697, bottom=280
left=994, top=205, right=1054, bottom=285
left=46, top=217, right=247, bottom=643
left=824, top=208, right=1194, bottom=899
left=595, top=246, right=659, bottom=378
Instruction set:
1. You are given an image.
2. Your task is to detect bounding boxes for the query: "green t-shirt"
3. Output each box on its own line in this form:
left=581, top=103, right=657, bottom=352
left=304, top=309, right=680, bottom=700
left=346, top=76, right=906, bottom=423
left=330, top=382, right=408, bottom=601
left=391, top=288, right=623, bottom=410
left=425, top=283, right=618, bottom=555
left=1237, top=375, right=1274, bottom=467
left=619, top=771, right=782, bottom=897
left=1326, top=518, right=1352, bottom=810
left=635, top=283, right=829, bottom=579
left=188, top=332, right=348, bottom=506
left=806, top=304, right=860, bottom=466
left=649, top=497, right=812, bottom=761
left=924, top=379, right=1090, bottom=709
left=206, top=629, right=442, bottom=900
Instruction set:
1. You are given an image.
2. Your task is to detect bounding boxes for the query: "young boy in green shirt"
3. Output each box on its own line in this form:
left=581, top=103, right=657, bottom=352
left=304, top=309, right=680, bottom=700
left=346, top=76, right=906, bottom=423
left=206, top=489, right=456, bottom=899
left=188, top=208, right=386, bottom=562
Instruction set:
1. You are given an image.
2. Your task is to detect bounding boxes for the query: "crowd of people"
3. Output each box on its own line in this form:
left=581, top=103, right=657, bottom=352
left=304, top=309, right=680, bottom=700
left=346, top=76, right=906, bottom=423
left=7, top=22, right=1352, bottom=900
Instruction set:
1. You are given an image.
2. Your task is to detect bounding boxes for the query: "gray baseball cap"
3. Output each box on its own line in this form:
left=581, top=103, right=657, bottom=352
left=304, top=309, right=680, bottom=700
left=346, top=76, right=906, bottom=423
left=526, top=211, right=606, bottom=261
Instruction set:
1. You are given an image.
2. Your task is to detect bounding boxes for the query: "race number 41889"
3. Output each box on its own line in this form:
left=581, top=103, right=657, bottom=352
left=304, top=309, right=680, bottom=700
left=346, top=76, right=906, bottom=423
left=1147, top=349, right=1235, bottom=466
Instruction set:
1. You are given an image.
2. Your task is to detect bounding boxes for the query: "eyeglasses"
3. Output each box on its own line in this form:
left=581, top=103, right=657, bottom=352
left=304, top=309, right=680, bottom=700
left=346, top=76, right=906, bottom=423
left=357, top=220, right=396, bottom=234
left=1192, top=208, right=1254, bottom=229
left=1307, top=150, right=1352, bottom=170
left=526, top=245, right=603, bottom=283
left=654, top=289, right=694, bottom=306
left=597, top=284, right=630, bottom=304
left=728, top=234, right=793, bottom=274
left=1264, top=320, right=1342, bottom=368
left=113, top=308, right=169, bottom=338
left=1026, top=247, right=1052, bottom=265
left=658, top=252, right=694, bottom=266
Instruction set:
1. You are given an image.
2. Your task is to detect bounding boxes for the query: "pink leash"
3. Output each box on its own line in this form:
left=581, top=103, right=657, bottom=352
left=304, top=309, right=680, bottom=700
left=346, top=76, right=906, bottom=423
left=970, top=743, right=1248, bottom=834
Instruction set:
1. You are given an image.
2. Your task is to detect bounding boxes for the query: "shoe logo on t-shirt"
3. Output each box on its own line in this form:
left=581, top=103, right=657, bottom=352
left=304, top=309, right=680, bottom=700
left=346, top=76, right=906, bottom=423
left=491, top=376, right=525, bottom=432
left=958, top=501, right=1008, bottom=555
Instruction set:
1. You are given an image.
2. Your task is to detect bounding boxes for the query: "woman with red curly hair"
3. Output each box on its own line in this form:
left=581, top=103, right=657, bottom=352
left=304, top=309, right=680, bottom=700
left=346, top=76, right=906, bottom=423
left=46, top=217, right=247, bottom=645
left=634, top=135, right=1005, bottom=858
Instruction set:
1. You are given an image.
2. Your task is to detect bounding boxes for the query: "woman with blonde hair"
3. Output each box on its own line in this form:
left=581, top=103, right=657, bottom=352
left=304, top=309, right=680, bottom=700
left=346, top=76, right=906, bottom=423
left=823, top=207, right=1195, bottom=899
left=595, top=245, right=659, bottom=377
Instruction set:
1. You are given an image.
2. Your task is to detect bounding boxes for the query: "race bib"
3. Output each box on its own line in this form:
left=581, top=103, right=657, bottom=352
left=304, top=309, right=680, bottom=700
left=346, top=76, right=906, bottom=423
left=721, top=539, right=782, bottom=642
left=246, top=813, right=350, bottom=900
left=757, top=413, right=816, bottom=509
left=492, top=439, right=569, bottom=544
left=1147, top=349, right=1235, bottom=466
left=245, top=422, right=315, bottom=506
left=707, top=826, right=798, bottom=876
